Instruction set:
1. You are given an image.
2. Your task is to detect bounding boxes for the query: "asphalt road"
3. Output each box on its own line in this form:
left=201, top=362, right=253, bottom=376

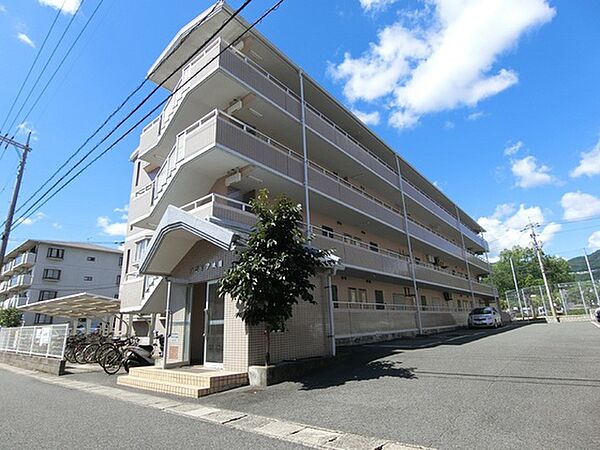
left=0, top=368, right=304, bottom=450
left=2, top=321, right=599, bottom=449
left=202, top=321, right=600, bottom=449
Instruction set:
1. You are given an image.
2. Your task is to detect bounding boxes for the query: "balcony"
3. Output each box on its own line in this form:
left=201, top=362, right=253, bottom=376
left=6, top=274, right=33, bottom=292
left=181, top=193, right=256, bottom=228
left=12, top=252, right=36, bottom=272
left=5, top=294, right=29, bottom=308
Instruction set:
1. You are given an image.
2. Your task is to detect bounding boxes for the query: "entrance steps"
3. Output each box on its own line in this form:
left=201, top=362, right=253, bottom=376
left=117, top=366, right=248, bottom=398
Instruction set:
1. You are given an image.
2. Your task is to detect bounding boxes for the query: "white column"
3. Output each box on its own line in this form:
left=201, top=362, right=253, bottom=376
left=298, top=70, right=311, bottom=238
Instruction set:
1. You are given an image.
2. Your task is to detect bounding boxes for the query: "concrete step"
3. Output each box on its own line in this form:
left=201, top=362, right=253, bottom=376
left=128, top=367, right=210, bottom=388
left=117, top=375, right=210, bottom=398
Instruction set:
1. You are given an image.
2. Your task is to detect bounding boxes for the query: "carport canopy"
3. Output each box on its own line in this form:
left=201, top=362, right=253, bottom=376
left=17, top=292, right=121, bottom=319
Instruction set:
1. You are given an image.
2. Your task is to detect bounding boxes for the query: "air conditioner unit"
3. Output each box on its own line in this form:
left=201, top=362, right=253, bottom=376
left=426, top=254, right=436, bottom=264
left=443, top=291, right=453, bottom=301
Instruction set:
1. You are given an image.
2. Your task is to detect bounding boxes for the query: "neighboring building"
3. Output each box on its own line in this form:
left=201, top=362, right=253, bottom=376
left=0, top=240, right=123, bottom=325
left=119, top=2, right=497, bottom=373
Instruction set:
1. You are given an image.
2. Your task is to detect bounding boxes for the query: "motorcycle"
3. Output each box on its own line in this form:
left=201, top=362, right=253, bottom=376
left=595, top=308, right=600, bottom=323
left=123, top=333, right=164, bottom=373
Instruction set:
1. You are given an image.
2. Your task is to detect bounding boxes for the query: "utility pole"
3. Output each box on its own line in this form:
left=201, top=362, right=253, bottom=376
left=509, top=257, right=524, bottom=319
left=0, top=132, right=31, bottom=266
left=583, top=248, right=600, bottom=306
left=522, top=221, right=558, bottom=322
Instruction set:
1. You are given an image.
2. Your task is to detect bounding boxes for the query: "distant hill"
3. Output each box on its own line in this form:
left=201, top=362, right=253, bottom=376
left=568, top=249, right=600, bottom=276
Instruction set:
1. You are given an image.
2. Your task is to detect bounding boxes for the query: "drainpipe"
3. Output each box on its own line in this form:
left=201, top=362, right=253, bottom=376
left=327, top=271, right=336, bottom=357
left=298, top=70, right=312, bottom=240
left=395, top=155, right=422, bottom=334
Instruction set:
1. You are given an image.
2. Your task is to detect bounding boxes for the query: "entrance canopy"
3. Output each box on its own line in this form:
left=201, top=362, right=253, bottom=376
left=17, top=293, right=121, bottom=318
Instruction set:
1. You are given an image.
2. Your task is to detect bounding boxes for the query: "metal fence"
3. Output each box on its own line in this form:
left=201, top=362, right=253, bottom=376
left=0, top=324, right=69, bottom=360
left=505, top=280, right=600, bottom=318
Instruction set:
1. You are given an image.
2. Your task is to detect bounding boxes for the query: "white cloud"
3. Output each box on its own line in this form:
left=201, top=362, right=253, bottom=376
left=19, top=212, right=47, bottom=226
left=504, top=141, right=523, bottom=156
left=96, top=216, right=127, bottom=237
left=113, top=205, right=129, bottom=220
left=0, top=5, right=7, bottom=14
left=444, top=120, right=455, bottom=129
left=351, top=109, right=381, bottom=126
left=478, top=203, right=560, bottom=260
left=570, top=138, right=600, bottom=178
left=511, top=155, right=556, bottom=188
left=16, top=121, right=39, bottom=141
left=51, top=222, right=62, bottom=230
left=467, top=111, right=485, bottom=121
left=17, top=33, right=35, bottom=48
left=359, top=0, right=398, bottom=12
left=38, top=0, right=80, bottom=15
left=560, top=191, right=600, bottom=221
left=589, top=231, right=600, bottom=250
left=330, top=0, right=555, bottom=129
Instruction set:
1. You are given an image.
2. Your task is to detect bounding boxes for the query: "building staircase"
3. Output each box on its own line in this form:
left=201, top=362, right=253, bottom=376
left=117, top=366, right=248, bottom=398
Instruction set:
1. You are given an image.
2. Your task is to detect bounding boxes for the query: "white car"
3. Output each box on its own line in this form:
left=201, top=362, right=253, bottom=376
left=468, top=307, right=502, bottom=328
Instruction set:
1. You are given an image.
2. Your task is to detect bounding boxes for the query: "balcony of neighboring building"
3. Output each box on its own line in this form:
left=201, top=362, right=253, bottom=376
left=1, top=252, right=36, bottom=278
left=134, top=36, right=488, bottom=254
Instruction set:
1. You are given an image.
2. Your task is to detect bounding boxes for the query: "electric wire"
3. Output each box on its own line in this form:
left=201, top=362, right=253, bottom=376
left=6, top=1, right=222, bottom=222
left=18, top=0, right=106, bottom=128
left=0, top=0, right=66, bottom=135
left=8, top=0, right=274, bottom=231
left=3, top=0, right=86, bottom=136
left=10, top=0, right=285, bottom=233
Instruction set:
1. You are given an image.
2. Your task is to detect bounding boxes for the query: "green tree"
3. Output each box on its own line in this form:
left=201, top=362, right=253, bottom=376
left=219, top=189, right=330, bottom=365
left=0, top=307, right=23, bottom=327
left=489, top=246, right=574, bottom=306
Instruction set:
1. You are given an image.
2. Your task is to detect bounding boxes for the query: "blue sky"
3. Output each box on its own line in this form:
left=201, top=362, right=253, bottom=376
left=0, top=0, right=599, bottom=261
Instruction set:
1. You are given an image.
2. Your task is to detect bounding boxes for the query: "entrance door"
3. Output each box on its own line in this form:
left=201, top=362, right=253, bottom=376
left=375, top=290, right=385, bottom=310
left=204, top=281, right=224, bottom=367
left=163, top=282, right=191, bottom=368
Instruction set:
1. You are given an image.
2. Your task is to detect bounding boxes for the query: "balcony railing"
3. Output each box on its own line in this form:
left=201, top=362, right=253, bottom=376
left=333, top=301, right=471, bottom=313
left=6, top=274, right=33, bottom=292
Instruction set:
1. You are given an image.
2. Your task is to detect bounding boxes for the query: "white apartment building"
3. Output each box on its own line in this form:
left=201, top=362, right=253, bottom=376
left=118, top=1, right=497, bottom=376
left=0, top=240, right=123, bottom=325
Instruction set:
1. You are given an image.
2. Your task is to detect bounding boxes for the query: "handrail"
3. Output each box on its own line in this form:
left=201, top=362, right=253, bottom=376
left=333, top=301, right=470, bottom=313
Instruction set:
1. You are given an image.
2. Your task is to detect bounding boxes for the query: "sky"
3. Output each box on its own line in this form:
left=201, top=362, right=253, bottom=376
left=0, top=0, right=599, bottom=262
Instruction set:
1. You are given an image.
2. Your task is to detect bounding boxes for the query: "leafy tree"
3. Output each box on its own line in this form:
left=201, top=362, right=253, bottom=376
left=0, top=307, right=22, bottom=328
left=219, top=189, right=330, bottom=365
left=489, top=246, right=574, bottom=307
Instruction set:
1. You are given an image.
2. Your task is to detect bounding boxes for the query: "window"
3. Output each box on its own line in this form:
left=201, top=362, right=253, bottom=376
left=34, top=314, right=53, bottom=325
left=114, top=294, right=119, bottom=299
left=43, top=269, right=61, bottom=281
left=343, top=233, right=354, bottom=245
left=38, top=290, right=57, bottom=301
left=47, top=247, right=64, bottom=259
left=118, top=256, right=123, bottom=267
left=358, top=288, right=367, bottom=303
left=375, top=290, right=384, bottom=310
left=116, top=274, right=121, bottom=285
left=392, top=293, right=404, bottom=305
left=348, top=288, right=357, bottom=303
left=321, top=225, right=334, bottom=239
left=83, top=276, right=93, bottom=281
left=331, top=285, right=338, bottom=308
left=125, top=250, right=131, bottom=273
left=420, top=295, right=427, bottom=307
left=403, top=287, right=411, bottom=297
left=134, top=238, right=150, bottom=262
left=369, top=242, right=379, bottom=253
left=87, top=256, right=96, bottom=262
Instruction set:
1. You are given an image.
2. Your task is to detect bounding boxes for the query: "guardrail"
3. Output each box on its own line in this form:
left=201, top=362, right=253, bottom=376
left=0, top=324, right=69, bottom=360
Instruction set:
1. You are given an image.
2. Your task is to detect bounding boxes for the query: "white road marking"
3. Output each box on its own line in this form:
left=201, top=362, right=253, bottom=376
left=0, top=363, right=434, bottom=450
left=591, top=321, right=600, bottom=329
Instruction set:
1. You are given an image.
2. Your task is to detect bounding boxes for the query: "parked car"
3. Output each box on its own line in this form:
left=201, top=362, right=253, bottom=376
left=468, top=307, right=502, bottom=328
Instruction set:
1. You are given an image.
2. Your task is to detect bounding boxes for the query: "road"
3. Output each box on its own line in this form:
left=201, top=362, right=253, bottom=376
left=1, top=321, right=600, bottom=449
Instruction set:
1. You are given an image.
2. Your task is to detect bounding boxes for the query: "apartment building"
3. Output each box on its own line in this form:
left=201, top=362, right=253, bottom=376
left=119, top=1, right=497, bottom=373
left=0, top=240, right=123, bottom=325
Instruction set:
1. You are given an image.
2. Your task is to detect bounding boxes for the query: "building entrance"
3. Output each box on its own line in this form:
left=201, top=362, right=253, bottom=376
left=189, top=281, right=224, bottom=367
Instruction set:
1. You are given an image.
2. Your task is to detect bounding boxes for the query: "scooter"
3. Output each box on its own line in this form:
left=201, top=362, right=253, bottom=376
left=122, top=333, right=164, bottom=373
left=595, top=308, right=600, bottom=323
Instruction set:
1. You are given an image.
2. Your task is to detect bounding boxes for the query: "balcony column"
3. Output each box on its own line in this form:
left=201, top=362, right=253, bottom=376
left=395, top=155, right=422, bottom=334
left=298, top=70, right=312, bottom=239
left=454, top=206, right=476, bottom=305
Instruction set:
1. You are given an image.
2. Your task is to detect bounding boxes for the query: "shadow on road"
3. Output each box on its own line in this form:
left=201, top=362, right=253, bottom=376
left=292, top=322, right=540, bottom=391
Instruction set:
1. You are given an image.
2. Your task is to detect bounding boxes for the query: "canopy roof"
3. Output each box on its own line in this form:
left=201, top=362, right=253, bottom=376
left=17, top=293, right=121, bottom=319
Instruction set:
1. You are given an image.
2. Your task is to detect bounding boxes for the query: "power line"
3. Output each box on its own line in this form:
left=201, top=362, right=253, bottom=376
left=3, top=0, right=85, bottom=136
left=0, top=0, right=65, bottom=135
left=18, top=0, right=106, bottom=128
left=6, top=1, right=222, bottom=223
left=10, top=0, right=280, bottom=231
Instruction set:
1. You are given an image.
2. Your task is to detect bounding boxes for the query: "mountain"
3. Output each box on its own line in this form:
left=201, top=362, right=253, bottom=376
left=568, top=249, right=600, bottom=276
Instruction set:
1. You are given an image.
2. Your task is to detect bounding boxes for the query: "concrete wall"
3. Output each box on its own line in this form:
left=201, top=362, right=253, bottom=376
left=0, top=352, right=65, bottom=375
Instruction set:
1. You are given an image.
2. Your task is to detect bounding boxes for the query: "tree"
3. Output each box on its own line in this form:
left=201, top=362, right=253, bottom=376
left=489, top=246, right=575, bottom=307
left=0, top=307, right=23, bottom=328
left=219, top=189, right=330, bottom=366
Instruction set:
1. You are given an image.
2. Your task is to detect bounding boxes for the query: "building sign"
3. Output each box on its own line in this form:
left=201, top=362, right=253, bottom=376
left=189, top=259, right=223, bottom=276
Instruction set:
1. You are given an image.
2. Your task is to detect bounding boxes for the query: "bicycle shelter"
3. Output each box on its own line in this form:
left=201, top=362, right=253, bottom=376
left=17, top=292, right=125, bottom=334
